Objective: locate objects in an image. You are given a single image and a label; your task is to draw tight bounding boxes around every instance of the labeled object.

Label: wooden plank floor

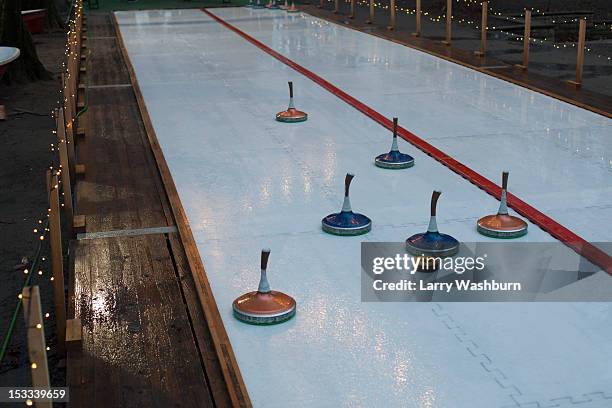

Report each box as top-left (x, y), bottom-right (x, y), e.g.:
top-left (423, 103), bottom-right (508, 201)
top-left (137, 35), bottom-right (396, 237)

top-left (68, 12), bottom-right (240, 408)
top-left (302, 5), bottom-right (612, 119)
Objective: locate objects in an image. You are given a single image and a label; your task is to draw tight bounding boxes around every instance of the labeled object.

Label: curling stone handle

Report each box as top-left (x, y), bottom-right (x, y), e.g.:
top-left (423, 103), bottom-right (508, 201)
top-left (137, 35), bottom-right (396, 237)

top-left (261, 249), bottom-right (271, 271)
top-left (345, 173), bottom-right (355, 197)
top-left (393, 117), bottom-right (399, 138)
top-left (430, 190), bottom-right (441, 216)
top-left (501, 171), bottom-right (509, 191)
top-left (288, 81), bottom-right (294, 98)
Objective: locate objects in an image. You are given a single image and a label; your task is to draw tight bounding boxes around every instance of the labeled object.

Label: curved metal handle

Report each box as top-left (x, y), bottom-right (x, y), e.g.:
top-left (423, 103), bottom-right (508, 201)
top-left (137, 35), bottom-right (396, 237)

top-left (344, 173), bottom-right (355, 197)
top-left (288, 81), bottom-right (294, 98)
top-left (261, 248), bottom-right (271, 271)
top-left (392, 117), bottom-right (398, 138)
top-left (501, 171), bottom-right (509, 191)
top-left (430, 190), bottom-right (441, 217)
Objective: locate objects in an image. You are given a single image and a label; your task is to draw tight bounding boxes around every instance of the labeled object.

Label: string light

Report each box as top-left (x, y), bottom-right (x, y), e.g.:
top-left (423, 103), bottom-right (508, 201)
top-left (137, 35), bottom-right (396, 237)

top-left (328, 0), bottom-right (612, 63)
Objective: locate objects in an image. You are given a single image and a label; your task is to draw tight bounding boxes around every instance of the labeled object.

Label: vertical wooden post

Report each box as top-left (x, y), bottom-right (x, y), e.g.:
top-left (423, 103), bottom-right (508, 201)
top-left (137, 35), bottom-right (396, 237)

top-left (412, 0), bottom-right (421, 36)
top-left (49, 172), bottom-right (66, 352)
top-left (366, 0), bottom-right (374, 24)
top-left (568, 18), bottom-right (586, 87)
top-left (442, 0), bottom-right (452, 45)
top-left (22, 286), bottom-right (53, 408)
top-left (474, 1), bottom-right (487, 56)
top-left (61, 75), bottom-right (77, 185)
top-left (516, 10), bottom-right (531, 69)
top-left (57, 108), bottom-right (74, 236)
top-left (349, 0), bottom-right (355, 18)
top-left (333, 0), bottom-right (339, 13)
top-left (387, 0), bottom-right (396, 30)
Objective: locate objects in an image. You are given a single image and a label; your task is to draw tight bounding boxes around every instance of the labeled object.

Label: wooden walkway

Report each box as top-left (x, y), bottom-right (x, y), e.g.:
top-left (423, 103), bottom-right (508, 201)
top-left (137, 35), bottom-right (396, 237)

top-left (67, 13), bottom-right (250, 407)
top-left (302, 5), bottom-right (612, 119)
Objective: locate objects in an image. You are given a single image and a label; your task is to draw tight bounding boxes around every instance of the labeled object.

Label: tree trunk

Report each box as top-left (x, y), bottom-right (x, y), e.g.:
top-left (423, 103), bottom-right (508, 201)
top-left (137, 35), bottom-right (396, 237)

top-left (0, 0), bottom-right (51, 82)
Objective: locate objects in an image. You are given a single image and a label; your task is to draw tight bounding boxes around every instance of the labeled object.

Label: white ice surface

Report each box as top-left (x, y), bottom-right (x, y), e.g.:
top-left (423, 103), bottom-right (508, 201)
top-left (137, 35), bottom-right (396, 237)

top-left (115, 9), bottom-right (612, 408)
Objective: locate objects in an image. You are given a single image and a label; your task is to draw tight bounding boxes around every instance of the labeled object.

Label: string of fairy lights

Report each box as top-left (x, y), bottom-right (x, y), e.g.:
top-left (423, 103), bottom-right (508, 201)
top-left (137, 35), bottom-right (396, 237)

top-left (328, 0), bottom-right (612, 64)
top-left (0, 1), bottom-right (84, 405)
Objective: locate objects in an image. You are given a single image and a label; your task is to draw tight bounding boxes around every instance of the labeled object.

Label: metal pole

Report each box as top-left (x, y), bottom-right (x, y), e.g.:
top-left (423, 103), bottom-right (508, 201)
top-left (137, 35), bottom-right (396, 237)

top-left (334, 0), bottom-right (339, 13)
top-left (412, 0), bottom-right (421, 37)
top-left (568, 18), bottom-right (586, 87)
top-left (350, 0), bottom-right (355, 18)
top-left (474, 1), bottom-right (487, 56)
top-left (387, 0), bottom-right (396, 30)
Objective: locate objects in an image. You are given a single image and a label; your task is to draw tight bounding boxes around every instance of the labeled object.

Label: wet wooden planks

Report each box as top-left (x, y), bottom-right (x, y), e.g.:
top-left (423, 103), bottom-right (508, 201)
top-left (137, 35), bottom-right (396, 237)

top-left (75, 86), bottom-right (170, 232)
top-left (70, 235), bottom-right (216, 408)
top-left (68, 12), bottom-right (237, 408)
top-left (302, 5), bottom-right (612, 119)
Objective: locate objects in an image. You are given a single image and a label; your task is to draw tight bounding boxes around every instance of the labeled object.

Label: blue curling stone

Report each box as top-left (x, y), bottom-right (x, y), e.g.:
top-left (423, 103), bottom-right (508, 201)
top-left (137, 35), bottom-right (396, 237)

top-left (322, 211), bottom-right (372, 236)
top-left (375, 150), bottom-right (414, 169)
top-left (406, 231), bottom-right (459, 258)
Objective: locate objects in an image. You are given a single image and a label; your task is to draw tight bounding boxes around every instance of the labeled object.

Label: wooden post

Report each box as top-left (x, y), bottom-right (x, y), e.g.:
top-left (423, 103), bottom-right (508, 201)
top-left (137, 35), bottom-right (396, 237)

top-left (61, 78), bottom-right (77, 186)
top-left (412, 0), bottom-right (421, 36)
top-left (22, 286), bottom-right (53, 408)
top-left (349, 0), bottom-right (356, 19)
top-left (56, 108), bottom-right (74, 236)
top-left (442, 0), bottom-right (452, 45)
top-left (474, 1), bottom-right (487, 56)
top-left (387, 0), bottom-right (396, 30)
top-left (333, 0), bottom-right (339, 13)
top-left (516, 10), bottom-right (531, 69)
top-left (567, 18), bottom-right (586, 87)
top-left (66, 318), bottom-right (82, 348)
top-left (49, 172), bottom-right (66, 352)
top-left (366, 0), bottom-right (374, 24)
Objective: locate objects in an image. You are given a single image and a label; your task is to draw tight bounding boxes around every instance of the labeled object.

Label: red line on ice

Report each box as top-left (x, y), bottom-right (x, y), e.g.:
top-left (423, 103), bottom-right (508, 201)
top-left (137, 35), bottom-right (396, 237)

top-left (201, 8), bottom-right (612, 275)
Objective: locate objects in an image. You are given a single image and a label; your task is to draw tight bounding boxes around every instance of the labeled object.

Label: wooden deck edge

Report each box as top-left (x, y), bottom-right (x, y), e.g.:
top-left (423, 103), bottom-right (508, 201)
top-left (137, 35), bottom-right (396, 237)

top-left (301, 6), bottom-right (612, 119)
top-left (111, 12), bottom-right (252, 408)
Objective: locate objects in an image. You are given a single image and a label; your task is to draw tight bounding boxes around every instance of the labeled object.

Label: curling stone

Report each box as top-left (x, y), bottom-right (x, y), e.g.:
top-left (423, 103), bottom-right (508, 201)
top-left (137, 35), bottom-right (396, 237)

top-left (233, 249), bottom-right (296, 325)
top-left (266, 0), bottom-right (280, 9)
top-left (280, 0), bottom-right (288, 9)
top-left (286, 2), bottom-right (299, 12)
top-left (253, 0), bottom-right (265, 8)
top-left (276, 81), bottom-right (308, 123)
top-left (374, 117), bottom-right (414, 169)
top-left (477, 171), bottom-right (528, 239)
top-left (322, 173), bottom-right (372, 236)
top-left (406, 190), bottom-right (459, 258)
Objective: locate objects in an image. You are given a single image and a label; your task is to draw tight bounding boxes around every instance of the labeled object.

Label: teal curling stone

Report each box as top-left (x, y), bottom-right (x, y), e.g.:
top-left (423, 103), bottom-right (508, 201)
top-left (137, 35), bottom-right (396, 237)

top-left (233, 249), bottom-right (296, 325)
top-left (322, 173), bottom-right (372, 236)
top-left (375, 117), bottom-right (414, 169)
top-left (406, 190), bottom-right (459, 258)
top-left (276, 81), bottom-right (307, 123)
